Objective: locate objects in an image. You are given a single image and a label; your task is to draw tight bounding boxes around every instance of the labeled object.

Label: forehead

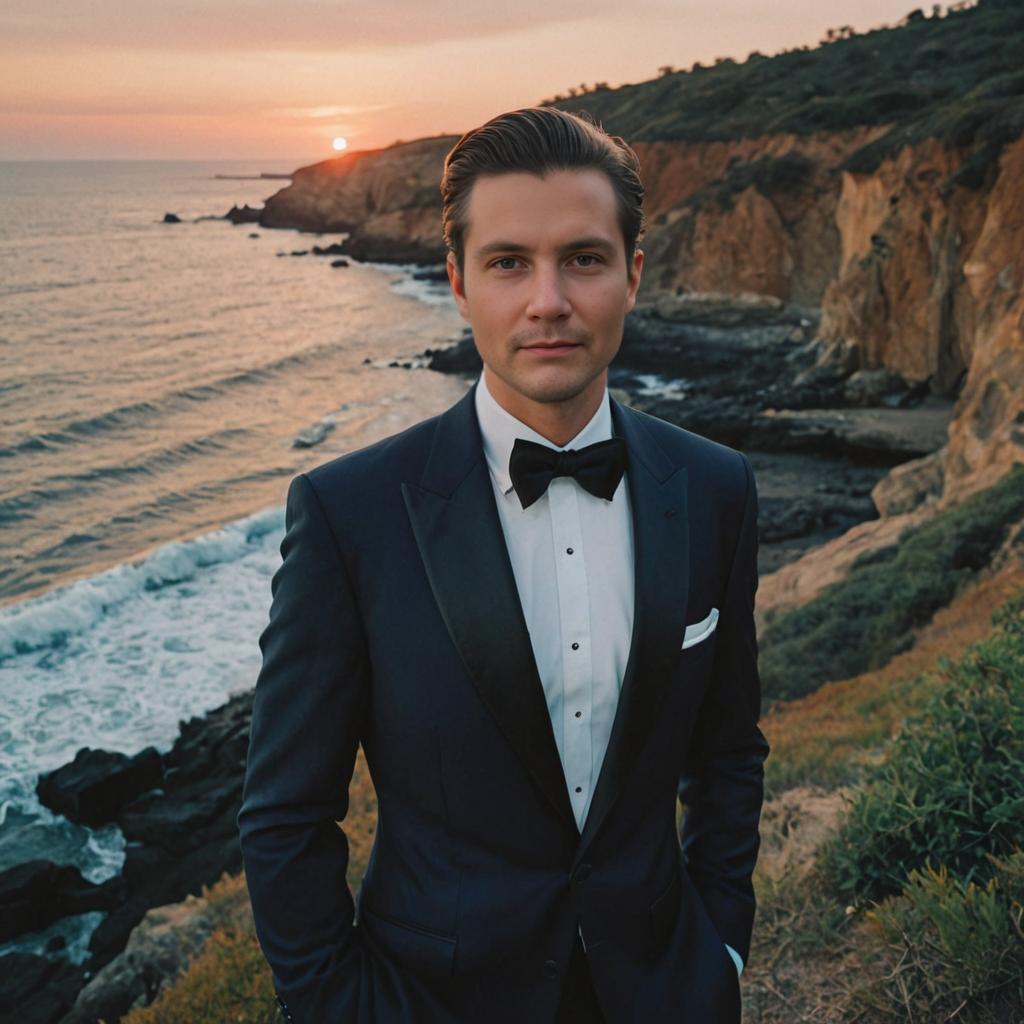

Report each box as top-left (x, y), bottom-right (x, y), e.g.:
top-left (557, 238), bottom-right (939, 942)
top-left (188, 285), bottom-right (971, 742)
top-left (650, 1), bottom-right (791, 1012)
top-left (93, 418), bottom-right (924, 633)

top-left (463, 168), bottom-right (621, 253)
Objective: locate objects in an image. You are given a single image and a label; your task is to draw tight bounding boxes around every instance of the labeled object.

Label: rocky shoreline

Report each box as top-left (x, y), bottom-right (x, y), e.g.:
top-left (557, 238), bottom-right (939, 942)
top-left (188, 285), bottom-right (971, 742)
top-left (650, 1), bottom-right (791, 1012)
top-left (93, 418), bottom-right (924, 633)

top-left (3, 692), bottom-right (252, 1023)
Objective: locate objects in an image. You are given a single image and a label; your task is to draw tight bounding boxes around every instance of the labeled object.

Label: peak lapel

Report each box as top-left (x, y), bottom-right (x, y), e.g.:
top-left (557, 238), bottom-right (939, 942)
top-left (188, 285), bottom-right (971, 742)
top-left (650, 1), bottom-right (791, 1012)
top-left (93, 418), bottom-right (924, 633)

top-left (402, 386), bottom-right (577, 833)
top-left (575, 400), bottom-right (691, 861)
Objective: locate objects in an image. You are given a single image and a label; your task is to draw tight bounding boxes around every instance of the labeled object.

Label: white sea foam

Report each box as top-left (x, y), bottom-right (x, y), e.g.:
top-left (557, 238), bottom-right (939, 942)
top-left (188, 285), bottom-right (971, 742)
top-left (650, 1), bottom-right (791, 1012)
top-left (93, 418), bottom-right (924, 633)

top-left (0, 504), bottom-right (283, 662)
top-left (362, 260), bottom-right (456, 309)
top-left (0, 499), bottom-right (288, 960)
top-left (631, 373), bottom-right (693, 401)
top-left (0, 502), bottom-right (286, 859)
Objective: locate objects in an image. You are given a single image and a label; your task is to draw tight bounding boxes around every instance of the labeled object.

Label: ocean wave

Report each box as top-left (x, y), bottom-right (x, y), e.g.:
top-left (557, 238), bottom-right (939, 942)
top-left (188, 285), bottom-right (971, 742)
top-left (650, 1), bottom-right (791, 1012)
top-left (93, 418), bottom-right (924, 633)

top-left (0, 429), bottom-right (252, 518)
top-left (0, 343), bottom-right (351, 458)
top-left (0, 503), bottom-right (284, 662)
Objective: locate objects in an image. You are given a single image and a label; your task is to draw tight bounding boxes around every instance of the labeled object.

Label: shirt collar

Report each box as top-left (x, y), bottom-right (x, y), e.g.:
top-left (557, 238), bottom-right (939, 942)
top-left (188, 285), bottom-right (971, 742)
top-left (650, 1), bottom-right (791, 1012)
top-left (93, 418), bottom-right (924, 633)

top-left (474, 370), bottom-right (614, 496)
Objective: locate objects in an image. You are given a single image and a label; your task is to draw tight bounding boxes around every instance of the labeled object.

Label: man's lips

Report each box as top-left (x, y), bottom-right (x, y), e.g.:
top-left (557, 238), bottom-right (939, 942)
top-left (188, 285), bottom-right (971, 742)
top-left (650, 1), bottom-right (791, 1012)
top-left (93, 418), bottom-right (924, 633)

top-left (520, 340), bottom-right (581, 352)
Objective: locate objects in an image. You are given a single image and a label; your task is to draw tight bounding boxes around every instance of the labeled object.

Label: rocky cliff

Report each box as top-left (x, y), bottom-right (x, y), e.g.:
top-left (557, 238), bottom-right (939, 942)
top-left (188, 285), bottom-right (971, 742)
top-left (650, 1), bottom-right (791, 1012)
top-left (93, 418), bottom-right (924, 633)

top-left (260, 134), bottom-right (456, 261)
top-left (817, 136), bottom-right (1024, 504)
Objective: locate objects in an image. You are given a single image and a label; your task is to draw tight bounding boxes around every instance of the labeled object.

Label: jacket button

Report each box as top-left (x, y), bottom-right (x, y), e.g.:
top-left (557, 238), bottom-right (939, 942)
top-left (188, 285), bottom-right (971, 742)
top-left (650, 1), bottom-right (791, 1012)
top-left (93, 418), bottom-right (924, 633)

top-left (573, 862), bottom-right (593, 883)
top-left (544, 959), bottom-right (560, 977)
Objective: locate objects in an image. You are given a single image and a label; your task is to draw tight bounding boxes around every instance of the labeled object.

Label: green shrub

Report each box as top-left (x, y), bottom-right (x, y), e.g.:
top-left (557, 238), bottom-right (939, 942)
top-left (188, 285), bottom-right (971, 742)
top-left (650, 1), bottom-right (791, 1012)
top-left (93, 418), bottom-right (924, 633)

top-left (821, 588), bottom-right (1024, 903)
top-left (855, 853), bottom-right (1024, 1023)
top-left (758, 463), bottom-right (1024, 703)
top-left (686, 151), bottom-right (817, 212)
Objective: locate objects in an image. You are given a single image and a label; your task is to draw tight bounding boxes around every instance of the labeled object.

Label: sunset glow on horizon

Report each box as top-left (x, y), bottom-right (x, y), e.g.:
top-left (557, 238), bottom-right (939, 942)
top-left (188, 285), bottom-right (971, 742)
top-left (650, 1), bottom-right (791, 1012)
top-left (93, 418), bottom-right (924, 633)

top-left (2, 0), bottom-right (925, 162)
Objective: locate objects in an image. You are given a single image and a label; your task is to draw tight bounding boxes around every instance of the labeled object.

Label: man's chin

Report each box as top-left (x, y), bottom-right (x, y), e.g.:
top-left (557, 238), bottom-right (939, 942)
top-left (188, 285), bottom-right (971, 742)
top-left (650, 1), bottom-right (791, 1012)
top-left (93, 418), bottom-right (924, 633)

top-left (515, 377), bottom-right (598, 406)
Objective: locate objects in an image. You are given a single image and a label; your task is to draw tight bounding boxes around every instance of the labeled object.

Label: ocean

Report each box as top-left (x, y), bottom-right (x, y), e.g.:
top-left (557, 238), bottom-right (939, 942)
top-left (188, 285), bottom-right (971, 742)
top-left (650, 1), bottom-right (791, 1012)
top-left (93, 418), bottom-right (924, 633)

top-left (0, 159), bottom-right (468, 962)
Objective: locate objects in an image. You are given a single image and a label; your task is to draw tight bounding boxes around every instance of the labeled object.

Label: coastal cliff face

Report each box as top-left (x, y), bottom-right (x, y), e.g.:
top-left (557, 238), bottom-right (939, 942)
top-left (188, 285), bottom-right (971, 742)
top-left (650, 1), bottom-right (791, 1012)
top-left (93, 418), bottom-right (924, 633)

top-left (260, 135), bottom-right (455, 261)
top-left (259, 123), bottom-right (1022, 516)
top-left (632, 128), bottom-right (886, 306)
top-left (818, 136), bottom-right (1024, 503)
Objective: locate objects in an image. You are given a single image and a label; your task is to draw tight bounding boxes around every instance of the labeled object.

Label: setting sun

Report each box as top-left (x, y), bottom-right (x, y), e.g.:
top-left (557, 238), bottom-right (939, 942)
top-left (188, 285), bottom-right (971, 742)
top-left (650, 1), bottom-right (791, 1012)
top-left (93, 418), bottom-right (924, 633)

top-left (332, 136), bottom-right (348, 151)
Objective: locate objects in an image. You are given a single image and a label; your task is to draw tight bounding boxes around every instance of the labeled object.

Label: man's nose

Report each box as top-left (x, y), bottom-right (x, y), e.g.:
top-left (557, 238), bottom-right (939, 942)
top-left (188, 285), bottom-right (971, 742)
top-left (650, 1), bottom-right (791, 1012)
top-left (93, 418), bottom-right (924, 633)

top-left (525, 263), bottom-right (572, 320)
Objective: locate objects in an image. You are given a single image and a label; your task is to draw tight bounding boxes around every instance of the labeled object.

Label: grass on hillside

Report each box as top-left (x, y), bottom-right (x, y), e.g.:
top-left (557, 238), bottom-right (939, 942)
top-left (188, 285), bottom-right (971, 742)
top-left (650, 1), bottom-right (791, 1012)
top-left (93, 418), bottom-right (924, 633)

top-left (757, 462), bottom-right (1024, 705)
top-left (763, 560), bottom-right (1024, 795)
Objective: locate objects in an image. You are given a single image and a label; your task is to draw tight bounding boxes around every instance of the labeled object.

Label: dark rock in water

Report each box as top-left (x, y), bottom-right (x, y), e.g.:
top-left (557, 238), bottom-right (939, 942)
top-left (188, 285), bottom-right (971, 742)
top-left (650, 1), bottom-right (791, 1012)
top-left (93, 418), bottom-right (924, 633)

top-left (331, 258), bottom-right (350, 268)
top-left (293, 420), bottom-right (334, 447)
top-left (340, 233), bottom-right (447, 263)
top-left (412, 266), bottom-right (449, 283)
top-left (290, 250), bottom-right (309, 256)
top-left (312, 242), bottom-right (347, 256)
top-left (37, 747), bottom-right (162, 826)
top-left (0, 952), bottom-right (86, 1024)
top-left (423, 332), bottom-right (481, 376)
top-left (0, 859), bottom-right (122, 943)
top-left (83, 690), bottom-right (252, 967)
top-left (224, 203), bottom-right (263, 224)
top-left (161, 213), bottom-right (182, 224)
top-left (248, 232), bottom-right (259, 239)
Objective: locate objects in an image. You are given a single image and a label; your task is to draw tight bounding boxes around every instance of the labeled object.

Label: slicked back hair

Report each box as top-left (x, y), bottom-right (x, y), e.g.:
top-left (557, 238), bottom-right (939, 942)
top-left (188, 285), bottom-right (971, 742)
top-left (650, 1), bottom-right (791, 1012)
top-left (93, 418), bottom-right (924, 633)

top-left (441, 106), bottom-right (645, 278)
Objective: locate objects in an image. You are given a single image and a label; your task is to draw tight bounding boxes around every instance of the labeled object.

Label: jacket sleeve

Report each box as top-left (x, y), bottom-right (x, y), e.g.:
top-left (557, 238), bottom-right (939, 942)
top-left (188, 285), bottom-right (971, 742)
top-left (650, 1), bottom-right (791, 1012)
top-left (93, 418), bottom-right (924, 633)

top-left (237, 472), bottom-right (370, 1022)
top-left (677, 451), bottom-right (769, 966)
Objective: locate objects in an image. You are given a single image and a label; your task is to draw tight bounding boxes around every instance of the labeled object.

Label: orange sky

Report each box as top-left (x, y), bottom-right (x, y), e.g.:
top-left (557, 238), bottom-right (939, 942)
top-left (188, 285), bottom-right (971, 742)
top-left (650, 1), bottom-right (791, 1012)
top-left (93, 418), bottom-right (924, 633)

top-left (2, 0), bottom-right (928, 161)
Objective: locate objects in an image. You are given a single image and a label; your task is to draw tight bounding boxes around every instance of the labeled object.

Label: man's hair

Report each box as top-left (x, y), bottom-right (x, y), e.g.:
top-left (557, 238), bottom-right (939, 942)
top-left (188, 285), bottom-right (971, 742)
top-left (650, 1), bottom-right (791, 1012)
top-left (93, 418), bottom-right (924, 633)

top-left (441, 106), bottom-right (645, 277)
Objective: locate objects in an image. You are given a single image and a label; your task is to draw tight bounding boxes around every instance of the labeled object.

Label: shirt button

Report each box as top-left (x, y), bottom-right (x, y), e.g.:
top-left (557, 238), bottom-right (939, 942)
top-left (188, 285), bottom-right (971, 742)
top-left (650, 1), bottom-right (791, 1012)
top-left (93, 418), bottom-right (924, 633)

top-left (544, 959), bottom-right (560, 977)
top-left (575, 786), bottom-right (582, 793)
top-left (575, 711), bottom-right (582, 718)
top-left (571, 642), bottom-right (579, 651)
top-left (566, 547), bottom-right (574, 555)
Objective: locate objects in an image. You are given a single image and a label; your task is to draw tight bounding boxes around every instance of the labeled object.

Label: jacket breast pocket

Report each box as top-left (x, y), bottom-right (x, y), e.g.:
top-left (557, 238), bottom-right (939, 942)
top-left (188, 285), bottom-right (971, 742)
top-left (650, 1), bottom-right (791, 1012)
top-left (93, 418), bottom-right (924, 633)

top-left (357, 902), bottom-right (457, 980)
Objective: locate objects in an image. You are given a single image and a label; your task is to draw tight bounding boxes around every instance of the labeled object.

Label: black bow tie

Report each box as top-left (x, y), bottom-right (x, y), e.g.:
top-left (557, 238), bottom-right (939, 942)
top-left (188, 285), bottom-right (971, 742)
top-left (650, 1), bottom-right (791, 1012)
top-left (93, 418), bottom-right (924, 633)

top-left (508, 436), bottom-right (629, 510)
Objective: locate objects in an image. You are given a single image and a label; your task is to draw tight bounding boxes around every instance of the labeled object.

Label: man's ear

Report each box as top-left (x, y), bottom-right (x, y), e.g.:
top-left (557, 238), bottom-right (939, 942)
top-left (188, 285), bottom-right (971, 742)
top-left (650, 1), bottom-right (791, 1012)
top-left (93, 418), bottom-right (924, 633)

top-left (624, 248), bottom-right (644, 314)
top-left (446, 252), bottom-right (470, 321)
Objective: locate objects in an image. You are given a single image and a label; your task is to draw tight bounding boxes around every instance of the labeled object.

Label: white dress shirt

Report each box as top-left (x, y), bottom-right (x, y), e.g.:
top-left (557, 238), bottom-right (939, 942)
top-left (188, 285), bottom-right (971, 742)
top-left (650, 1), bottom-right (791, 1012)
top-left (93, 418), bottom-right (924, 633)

top-left (473, 372), bottom-right (744, 978)
top-left (475, 372), bottom-right (634, 833)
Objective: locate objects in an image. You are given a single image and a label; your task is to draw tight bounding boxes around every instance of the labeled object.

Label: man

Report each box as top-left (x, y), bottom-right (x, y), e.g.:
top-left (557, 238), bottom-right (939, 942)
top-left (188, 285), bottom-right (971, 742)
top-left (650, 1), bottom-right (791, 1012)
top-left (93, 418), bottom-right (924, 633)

top-left (238, 106), bottom-right (769, 1023)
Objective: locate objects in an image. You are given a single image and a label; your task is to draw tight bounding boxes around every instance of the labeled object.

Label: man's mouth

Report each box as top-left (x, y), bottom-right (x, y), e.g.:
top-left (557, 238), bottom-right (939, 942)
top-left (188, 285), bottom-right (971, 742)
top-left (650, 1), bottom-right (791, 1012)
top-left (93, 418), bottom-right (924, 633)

top-left (521, 340), bottom-right (581, 353)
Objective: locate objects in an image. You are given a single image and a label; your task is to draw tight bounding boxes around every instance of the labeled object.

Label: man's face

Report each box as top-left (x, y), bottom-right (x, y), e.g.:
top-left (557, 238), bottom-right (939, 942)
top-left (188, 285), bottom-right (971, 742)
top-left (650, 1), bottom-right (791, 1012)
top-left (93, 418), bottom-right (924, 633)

top-left (447, 168), bottom-right (643, 423)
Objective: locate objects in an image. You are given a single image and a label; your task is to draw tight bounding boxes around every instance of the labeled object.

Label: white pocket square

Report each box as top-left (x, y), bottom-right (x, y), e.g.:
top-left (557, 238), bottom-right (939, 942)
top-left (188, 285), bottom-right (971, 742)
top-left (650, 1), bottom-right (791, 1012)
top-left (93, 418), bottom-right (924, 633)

top-left (681, 607), bottom-right (719, 649)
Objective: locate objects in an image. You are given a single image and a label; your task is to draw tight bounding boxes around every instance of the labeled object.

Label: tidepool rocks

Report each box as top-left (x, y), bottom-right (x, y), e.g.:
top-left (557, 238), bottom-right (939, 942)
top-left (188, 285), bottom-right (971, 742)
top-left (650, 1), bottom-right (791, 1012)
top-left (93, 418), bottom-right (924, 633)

top-left (36, 747), bottom-right (162, 827)
top-left (0, 859), bottom-right (122, 944)
top-left (13, 690), bottom-right (254, 1022)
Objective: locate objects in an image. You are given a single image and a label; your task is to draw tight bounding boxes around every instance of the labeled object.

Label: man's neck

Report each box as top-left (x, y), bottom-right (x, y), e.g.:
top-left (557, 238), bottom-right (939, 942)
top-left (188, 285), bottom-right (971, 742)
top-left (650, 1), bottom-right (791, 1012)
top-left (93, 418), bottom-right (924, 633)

top-left (482, 368), bottom-right (607, 448)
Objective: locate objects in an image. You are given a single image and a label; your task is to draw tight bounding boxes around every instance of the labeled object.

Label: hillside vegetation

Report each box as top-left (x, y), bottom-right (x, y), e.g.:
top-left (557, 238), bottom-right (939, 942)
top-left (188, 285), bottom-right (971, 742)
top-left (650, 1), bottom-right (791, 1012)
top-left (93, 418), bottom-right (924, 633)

top-left (550, 0), bottom-right (1024, 183)
top-left (758, 463), bottom-right (1024, 704)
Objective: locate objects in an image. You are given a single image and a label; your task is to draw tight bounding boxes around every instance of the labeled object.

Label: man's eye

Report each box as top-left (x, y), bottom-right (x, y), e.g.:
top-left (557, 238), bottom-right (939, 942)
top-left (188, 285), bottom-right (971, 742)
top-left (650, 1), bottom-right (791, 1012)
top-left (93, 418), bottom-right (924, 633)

top-left (493, 257), bottom-right (520, 270)
top-left (573, 254), bottom-right (601, 267)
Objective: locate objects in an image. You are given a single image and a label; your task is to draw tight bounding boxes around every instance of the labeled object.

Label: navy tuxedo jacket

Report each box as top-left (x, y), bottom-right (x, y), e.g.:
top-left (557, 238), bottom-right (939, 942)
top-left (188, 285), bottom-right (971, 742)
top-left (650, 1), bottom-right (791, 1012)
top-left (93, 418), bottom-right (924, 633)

top-left (237, 384), bottom-right (769, 1023)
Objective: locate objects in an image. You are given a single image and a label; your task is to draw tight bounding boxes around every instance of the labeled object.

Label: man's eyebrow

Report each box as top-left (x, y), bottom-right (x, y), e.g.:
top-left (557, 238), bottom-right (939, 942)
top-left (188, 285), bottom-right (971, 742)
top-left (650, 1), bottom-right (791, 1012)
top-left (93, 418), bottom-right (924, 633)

top-left (474, 237), bottom-right (618, 259)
